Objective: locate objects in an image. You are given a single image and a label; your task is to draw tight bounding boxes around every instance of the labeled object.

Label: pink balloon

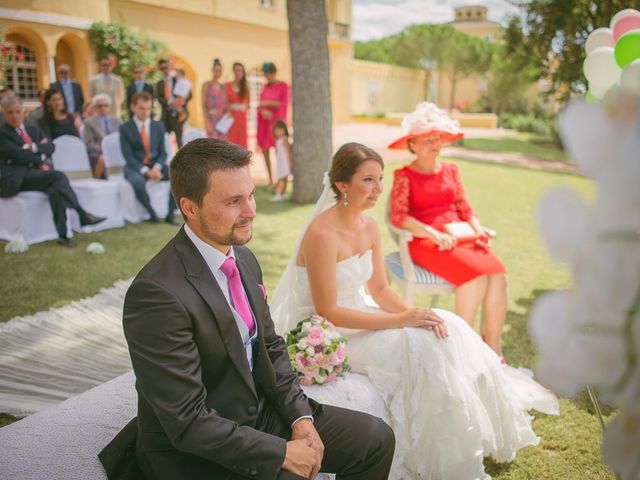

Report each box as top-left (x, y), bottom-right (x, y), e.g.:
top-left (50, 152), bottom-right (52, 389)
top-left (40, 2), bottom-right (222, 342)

top-left (613, 15), bottom-right (640, 41)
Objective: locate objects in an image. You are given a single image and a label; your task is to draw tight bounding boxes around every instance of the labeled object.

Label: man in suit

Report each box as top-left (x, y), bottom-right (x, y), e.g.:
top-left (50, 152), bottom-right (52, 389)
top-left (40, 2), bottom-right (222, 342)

top-left (89, 58), bottom-right (125, 119)
top-left (83, 93), bottom-right (121, 179)
top-left (102, 138), bottom-right (395, 480)
top-left (50, 64), bottom-right (85, 118)
top-left (0, 96), bottom-right (105, 247)
top-left (156, 59), bottom-right (190, 148)
top-left (119, 91), bottom-right (179, 225)
top-left (126, 66), bottom-right (154, 120)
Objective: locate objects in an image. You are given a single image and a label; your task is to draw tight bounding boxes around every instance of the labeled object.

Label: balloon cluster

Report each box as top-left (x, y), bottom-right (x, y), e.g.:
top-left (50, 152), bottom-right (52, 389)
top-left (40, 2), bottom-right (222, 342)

top-left (584, 9), bottom-right (640, 100)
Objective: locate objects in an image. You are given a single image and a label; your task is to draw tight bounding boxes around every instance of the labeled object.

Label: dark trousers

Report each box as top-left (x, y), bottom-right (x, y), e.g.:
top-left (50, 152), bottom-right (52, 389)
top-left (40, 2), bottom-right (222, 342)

top-left (21, 169), bottom-right (81, 238)
top-left (124, 165), bottom-right (176, 219)
top-left (161, 110), bottom-right (186, 148)
top-left (134, 401), bottom-right (395, 480)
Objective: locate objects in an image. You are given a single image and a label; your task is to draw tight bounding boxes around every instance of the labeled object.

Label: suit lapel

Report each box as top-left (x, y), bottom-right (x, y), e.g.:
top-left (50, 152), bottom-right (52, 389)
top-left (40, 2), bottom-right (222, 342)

top-left (173, 229), bottom-right (257, 398)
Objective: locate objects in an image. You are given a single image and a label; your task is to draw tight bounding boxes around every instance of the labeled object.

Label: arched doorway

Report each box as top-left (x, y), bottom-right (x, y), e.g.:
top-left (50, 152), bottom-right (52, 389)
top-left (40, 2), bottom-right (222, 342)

top-left (5, 29), bottom-right (48, 101)
top-left (55, 33), bottom-right (91, 97)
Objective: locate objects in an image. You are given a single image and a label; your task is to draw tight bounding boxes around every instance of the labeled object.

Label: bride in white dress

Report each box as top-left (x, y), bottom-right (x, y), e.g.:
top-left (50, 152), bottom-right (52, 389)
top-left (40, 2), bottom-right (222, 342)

top-left (270, 143), bottom-right (559, 480)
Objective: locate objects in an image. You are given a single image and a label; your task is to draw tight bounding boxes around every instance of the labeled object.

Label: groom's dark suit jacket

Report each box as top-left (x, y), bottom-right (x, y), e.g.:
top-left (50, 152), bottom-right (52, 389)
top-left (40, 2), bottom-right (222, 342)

top-left (119, 227), bottom-right (313, 479)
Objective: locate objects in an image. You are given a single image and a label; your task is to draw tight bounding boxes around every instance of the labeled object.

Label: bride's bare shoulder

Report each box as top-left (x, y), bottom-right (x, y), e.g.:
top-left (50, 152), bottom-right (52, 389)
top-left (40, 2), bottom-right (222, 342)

top-left (302, 211), bottom-right (338, 246)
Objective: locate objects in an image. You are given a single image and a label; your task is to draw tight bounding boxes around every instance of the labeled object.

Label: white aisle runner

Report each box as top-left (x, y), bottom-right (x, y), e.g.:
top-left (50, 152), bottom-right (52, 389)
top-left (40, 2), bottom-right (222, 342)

top-left (0, 280), bottom-right (132, 415)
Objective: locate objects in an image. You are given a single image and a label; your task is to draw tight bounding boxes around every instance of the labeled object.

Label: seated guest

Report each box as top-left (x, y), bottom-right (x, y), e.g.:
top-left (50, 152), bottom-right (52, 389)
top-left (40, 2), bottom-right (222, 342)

top-left (126, 66), bottom-right (154, 119)
top-left (82, 101), bottom-right (96, 120)
top-left (388, 102), bottom-right (507, 357)
top-left (0, 96), bottom-right (105, 247)
top-left (39, 87), bottom-right (81, 140)
top-left (119, 91), bottom-right (179, 225)
top-left (25, 88), bottom-right (47, 129)
top-left (50, 64), bottom-right (85, 119)
top-left (83, 94), bottom-right (121, 179)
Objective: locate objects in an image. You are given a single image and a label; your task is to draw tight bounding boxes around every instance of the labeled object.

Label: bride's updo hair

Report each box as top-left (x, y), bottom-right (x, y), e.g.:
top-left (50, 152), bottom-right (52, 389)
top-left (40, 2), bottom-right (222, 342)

top-left (329, 142), bottom-right (384, 198)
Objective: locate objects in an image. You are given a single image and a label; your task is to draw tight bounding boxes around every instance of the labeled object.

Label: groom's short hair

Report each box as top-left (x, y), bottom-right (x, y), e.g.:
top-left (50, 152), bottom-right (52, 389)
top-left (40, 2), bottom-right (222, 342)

top-left (170, 138), bottom-right (252, 212)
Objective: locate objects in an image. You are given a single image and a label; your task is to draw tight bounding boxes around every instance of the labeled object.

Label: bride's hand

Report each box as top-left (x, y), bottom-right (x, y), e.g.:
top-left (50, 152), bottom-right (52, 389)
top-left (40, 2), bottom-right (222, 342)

top-left (401, 308), bottom-right (448, 338)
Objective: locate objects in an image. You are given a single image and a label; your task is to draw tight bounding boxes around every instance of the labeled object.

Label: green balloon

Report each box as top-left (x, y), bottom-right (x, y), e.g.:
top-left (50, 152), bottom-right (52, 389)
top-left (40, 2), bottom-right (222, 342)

top-left (615, 29), bottom-right (640, 69)
top-left (585, 91), bottom-right (598, 102)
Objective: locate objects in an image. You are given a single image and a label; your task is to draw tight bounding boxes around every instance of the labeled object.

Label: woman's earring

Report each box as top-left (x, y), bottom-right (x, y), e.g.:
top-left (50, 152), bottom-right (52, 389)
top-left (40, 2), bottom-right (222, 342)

top-left (342, 190), bottom-right (348, 206)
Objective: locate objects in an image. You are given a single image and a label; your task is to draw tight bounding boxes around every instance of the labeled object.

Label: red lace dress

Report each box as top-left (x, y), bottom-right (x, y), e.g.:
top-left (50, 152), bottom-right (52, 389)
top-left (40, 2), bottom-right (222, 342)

top-left (390, 163), bottom-right (506, 286)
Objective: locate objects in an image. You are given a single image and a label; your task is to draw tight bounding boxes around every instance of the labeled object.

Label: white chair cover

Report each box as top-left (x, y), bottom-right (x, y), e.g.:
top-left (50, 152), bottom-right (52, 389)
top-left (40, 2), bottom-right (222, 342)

top-left (51, 136), bottom-right (124, 232)
top-left (164, 132), bottom-right (174, 163)
top-left (182, 129), bottom-right (206, 145)
top-left (0, 192), bottom-right (72, 244)
top-left (102, 132), bottom-right (171, 222)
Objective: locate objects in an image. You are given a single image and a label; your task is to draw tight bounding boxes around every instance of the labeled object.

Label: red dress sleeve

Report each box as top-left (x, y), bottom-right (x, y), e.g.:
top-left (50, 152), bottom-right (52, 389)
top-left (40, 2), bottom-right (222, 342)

top-left (390, 169), bottom-right (410, 227)
top-left (451, 164), bottom-right (475, 221)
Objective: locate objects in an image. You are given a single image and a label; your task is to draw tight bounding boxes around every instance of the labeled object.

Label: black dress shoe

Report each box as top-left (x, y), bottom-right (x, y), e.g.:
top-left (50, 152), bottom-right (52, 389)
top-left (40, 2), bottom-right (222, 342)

top-left (79, 213), bottom-right (107, 227)
top-left (165, 213), bottom-right (181, 226)
top-left (146, 215), bottom-right (161, 223)
top-left (56, 237), bottom-right (76, 248)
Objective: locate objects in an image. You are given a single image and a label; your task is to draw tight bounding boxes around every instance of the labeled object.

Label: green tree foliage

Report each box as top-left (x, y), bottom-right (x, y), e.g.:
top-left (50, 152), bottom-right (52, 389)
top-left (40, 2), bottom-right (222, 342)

top-left (505, 0), bottom-right (640, 101)
top-left (485, 42), bottom-right (540, 115)
top-left (356, 24), bottom-right (494, 108)
top-left (88, 22), bottom-right (168, 86)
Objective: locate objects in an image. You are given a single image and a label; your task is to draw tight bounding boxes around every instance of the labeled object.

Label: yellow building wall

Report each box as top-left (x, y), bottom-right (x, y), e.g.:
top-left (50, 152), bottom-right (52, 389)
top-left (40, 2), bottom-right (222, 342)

top-left (351, 59), bottom-right (427, 115)
top-left (0, 0), bottom-right (110, 21)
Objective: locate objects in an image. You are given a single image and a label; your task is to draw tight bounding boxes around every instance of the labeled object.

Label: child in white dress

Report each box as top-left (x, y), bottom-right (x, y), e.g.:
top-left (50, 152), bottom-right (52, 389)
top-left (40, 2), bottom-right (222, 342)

top-left (270, 120), bottom-right (292, 202)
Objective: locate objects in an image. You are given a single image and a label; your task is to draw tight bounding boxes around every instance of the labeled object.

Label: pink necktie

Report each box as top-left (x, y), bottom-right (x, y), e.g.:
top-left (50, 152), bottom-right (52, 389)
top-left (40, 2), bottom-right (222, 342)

top-left (17, 127), bottom-right (32, 145)
top-left (220, 257), bottom-right (255, 334)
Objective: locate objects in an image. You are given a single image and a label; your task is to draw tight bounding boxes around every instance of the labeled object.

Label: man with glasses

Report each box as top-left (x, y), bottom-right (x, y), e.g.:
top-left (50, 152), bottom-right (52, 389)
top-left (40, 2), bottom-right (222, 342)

top-left (126, 66), bottom-right (155, 120)
top-left (156, 59), bottom-right (190, 148)
top-left (89, 58), bottom-right (125, 119)
top-left (83, 94), bottom-right (121, 179)
top-left (50, 64), bottom-right (85, 119)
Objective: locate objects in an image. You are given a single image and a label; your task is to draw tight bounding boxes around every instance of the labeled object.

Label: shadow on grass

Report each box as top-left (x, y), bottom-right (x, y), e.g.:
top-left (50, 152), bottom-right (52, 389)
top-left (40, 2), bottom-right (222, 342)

top-left (0, 412), bottom-right (18, 428)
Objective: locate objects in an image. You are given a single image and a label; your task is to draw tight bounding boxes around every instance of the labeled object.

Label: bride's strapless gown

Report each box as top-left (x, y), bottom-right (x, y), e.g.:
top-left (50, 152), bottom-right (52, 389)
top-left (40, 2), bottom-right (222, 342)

top-left (293, 250), bottom-right (559, 480)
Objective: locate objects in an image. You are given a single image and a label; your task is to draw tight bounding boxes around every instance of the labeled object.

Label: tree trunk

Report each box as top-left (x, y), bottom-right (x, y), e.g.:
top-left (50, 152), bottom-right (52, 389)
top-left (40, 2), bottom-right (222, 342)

top-left (287, 0), bottom-right (333, 203)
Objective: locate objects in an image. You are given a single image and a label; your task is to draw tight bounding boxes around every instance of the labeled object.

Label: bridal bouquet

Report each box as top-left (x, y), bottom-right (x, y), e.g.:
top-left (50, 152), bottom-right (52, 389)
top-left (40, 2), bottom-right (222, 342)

top-left (285, 315), bottom-right (350, 386)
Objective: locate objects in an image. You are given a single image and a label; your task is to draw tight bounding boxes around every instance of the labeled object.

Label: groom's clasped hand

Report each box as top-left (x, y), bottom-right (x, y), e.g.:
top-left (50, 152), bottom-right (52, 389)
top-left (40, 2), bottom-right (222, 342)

top-left (284, 418), bottom-right (325, 479)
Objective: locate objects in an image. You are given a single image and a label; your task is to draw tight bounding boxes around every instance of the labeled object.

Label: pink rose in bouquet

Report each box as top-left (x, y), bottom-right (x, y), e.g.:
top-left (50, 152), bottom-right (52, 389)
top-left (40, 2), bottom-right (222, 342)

top-left (286, 314), bottom-right (350, 386)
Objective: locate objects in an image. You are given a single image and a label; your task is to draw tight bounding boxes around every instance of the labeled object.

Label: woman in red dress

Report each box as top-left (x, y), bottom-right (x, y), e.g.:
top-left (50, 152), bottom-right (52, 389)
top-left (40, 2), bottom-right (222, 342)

top-left (257, 62), bottom-right (289, 187)
top-left (389, 102), bottom-right (507, 356)
top-left (224, 62), bottom-right (249, 148)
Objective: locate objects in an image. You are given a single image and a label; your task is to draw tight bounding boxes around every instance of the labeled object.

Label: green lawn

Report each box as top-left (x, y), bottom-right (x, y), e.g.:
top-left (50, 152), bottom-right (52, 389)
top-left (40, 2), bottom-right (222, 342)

top-left (461, 133), bottom-right (569, 163)
top-left (0, 158), bottom-right (614, 479)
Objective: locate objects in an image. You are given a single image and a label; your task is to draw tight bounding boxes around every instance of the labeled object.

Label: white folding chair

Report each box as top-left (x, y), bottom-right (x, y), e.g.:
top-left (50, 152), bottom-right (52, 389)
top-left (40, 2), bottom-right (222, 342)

top-left (182, 129), bottom-right (206, 145)
top-left (102, 132), bottom-right (172, 221)
top-left (0, 192), bottom-right (72, 244)
top-left (384, 197), bottom-right (454, 306)
top-left (51, 135), bottom-right (124, 233)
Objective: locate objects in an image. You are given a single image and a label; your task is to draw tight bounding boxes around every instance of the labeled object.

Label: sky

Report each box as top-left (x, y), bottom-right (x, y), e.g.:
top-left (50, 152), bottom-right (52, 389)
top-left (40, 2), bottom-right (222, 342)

top-left (352, 0), bottom-right (522, 41)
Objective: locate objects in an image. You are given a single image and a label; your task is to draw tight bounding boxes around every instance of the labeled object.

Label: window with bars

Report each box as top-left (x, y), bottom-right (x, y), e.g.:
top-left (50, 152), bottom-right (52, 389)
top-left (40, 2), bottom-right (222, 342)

top-left (259, 0), bottom-right (275, 7)
top-left (5, 44), bottom-right (38, 101)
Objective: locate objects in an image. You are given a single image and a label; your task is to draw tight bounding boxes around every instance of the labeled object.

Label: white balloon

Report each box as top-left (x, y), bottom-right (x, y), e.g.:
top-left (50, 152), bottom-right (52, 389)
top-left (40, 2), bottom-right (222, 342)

top-left (589, 81), bottom-right (610, 99)
top-left (610, 8), bottom-right (640, 30)
top-left (585, 27), bottom-right (614, 55)
top-left (583, 47), bottom-right (622, 88)
top-left (620, 59), bottom-right (640, 96)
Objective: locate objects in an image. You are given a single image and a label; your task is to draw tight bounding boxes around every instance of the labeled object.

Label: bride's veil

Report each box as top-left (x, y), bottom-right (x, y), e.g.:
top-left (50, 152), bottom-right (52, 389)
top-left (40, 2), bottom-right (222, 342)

top-left (270, 172), bottom-right (337, 335)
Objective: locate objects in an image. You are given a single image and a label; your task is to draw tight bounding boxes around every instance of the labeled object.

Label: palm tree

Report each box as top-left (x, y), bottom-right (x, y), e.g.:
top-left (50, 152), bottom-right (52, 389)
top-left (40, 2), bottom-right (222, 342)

top-left (287, 0), bottom-right (333, 203)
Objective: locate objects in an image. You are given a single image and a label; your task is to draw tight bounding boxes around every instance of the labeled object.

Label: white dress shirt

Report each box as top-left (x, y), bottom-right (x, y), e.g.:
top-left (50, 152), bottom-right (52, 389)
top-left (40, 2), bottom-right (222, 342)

top-left (184, 224), bottom-right (258, 368)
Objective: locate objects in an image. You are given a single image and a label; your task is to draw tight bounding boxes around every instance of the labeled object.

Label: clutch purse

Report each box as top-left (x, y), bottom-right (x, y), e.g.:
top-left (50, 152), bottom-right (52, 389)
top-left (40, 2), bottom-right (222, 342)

top-left (444, 221), bottom-right (477, 242)
top-left (215, 113), bottom-right (235, 135)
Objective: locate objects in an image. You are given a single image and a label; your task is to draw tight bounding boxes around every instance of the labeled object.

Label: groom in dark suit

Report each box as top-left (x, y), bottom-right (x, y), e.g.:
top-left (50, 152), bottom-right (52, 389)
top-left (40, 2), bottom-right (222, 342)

top-left (106, 138), bottom-right (395, 480)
